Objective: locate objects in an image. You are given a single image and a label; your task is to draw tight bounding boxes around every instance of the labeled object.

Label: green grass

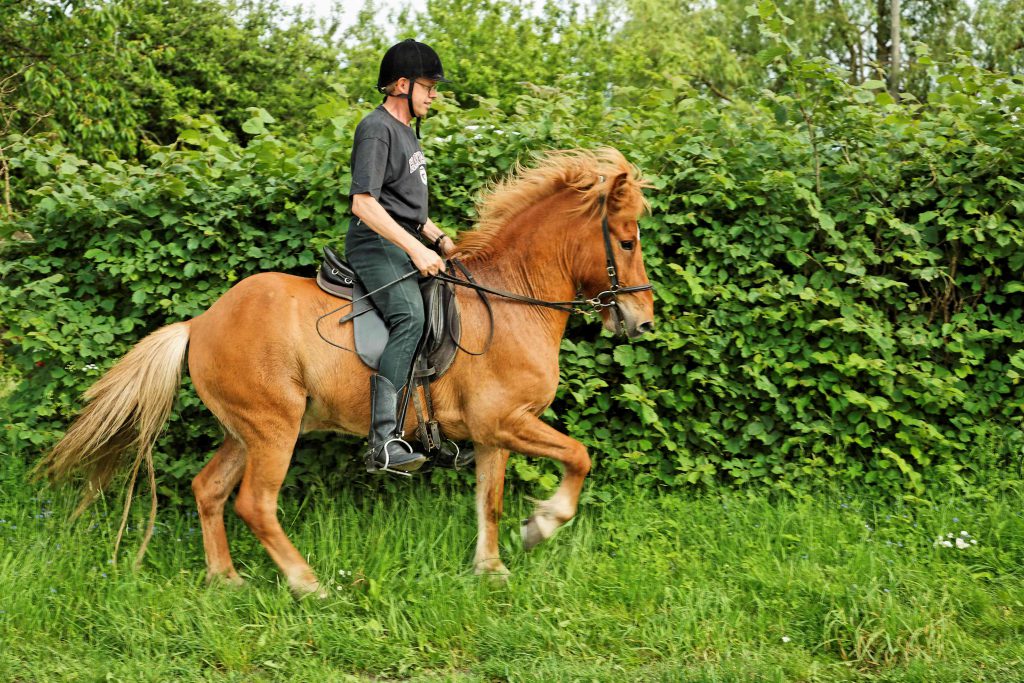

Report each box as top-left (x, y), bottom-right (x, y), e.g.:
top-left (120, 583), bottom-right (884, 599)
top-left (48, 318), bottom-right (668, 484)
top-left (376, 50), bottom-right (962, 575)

top-left (1, 456), bottom-right (1023, 682)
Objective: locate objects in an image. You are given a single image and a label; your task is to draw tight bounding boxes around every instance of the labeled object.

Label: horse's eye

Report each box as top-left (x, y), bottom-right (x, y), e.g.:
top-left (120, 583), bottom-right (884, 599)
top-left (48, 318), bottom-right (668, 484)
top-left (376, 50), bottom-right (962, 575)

top-left (620, 240), bottom-right (635, 251)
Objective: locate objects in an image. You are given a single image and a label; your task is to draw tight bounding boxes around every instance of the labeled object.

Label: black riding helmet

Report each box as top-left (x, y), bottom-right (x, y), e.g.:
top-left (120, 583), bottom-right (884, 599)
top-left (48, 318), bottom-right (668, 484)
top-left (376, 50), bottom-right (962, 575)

top-left (377, 39), bottom-right (450, 138)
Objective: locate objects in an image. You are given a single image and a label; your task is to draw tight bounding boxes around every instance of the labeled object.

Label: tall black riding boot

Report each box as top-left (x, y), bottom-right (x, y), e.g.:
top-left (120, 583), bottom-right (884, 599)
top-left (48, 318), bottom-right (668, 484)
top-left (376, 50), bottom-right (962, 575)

top-left (366, 374), bottom-right (426, 474)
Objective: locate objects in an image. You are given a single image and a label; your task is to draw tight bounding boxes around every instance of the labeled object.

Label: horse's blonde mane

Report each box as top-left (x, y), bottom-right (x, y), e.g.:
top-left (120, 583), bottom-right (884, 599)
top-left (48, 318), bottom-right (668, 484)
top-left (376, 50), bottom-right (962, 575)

top-left (453, 148), bottom-right (648, 259)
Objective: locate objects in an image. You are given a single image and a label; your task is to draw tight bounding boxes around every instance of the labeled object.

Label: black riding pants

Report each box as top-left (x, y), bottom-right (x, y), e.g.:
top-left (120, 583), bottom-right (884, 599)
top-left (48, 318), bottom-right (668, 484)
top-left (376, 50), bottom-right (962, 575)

top-left (345, 218), bottom-right (425, 390)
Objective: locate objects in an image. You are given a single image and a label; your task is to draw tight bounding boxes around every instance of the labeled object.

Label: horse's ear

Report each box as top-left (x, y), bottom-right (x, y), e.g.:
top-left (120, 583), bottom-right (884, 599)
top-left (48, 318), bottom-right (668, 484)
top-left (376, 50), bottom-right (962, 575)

top-left (606, 171), bottom-right (639, 216)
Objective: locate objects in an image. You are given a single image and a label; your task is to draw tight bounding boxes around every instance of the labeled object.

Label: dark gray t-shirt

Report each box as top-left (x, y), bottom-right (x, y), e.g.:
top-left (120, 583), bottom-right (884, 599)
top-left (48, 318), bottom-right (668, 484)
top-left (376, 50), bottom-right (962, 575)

top-left (349, 105), bottom-right (428, 230)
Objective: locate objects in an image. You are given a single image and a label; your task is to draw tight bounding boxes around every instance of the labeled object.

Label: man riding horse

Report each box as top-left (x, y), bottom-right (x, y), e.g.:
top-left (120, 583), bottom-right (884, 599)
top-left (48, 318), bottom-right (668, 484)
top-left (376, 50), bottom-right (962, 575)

top-left (346, 39), bottom-right (455, 474)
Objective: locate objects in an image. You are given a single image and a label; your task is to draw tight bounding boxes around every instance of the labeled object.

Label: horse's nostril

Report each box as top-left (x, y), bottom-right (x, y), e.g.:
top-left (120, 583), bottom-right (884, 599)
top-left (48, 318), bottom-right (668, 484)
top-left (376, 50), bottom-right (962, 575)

top-left (637, 321), bottom-right (655, 335)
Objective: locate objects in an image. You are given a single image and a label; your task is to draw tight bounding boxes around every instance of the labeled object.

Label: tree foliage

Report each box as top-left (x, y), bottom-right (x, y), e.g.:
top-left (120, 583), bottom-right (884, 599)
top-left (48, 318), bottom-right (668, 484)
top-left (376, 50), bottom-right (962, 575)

top-left (0, 0), bottom-right (340, 161)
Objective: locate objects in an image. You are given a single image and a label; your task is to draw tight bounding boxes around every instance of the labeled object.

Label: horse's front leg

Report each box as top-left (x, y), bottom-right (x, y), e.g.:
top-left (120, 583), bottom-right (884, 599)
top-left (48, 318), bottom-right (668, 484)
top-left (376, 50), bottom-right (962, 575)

top-left (488, 411), bottom-right (591, 551)
top-left (474, 445), bottom-right (510, 576)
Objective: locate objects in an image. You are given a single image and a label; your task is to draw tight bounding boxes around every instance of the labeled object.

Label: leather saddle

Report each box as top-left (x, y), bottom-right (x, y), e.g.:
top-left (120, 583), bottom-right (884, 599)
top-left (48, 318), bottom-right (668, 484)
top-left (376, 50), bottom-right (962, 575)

top-left (315, 246), bottom-right (461, 381)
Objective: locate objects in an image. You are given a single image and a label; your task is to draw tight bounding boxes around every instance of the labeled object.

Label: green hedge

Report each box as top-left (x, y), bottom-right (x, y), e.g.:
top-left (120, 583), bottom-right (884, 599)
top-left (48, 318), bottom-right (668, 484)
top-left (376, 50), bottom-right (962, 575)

top-left (2, 52), bottom-right (1023, 498)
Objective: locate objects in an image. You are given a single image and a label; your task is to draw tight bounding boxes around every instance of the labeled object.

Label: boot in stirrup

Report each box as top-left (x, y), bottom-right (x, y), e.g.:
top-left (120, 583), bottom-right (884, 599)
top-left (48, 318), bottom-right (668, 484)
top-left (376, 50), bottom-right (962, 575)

top-left (365, 375), bottom-right (426, 474)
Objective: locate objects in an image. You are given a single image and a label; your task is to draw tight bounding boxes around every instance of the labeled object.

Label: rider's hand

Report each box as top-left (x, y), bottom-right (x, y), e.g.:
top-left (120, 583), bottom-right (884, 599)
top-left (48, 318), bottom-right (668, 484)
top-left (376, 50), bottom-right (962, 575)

top-left (411, 243), bottom-right (444, 277)
top-left (438, 235), bottom-right (456, 256)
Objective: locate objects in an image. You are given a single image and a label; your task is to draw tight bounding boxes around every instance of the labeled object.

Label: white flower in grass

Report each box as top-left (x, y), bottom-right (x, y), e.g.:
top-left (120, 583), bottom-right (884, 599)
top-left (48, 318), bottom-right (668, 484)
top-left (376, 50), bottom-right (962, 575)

top-left (935, 530), bottom-right (978, 549)
top-left (782, 636), bottom-right (791, 643)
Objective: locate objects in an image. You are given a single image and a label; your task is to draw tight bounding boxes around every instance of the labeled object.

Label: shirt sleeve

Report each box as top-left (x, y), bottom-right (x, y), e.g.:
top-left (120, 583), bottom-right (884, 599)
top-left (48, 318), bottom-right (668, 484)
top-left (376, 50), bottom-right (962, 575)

top-left (349, 136), bottom-right (389, 199)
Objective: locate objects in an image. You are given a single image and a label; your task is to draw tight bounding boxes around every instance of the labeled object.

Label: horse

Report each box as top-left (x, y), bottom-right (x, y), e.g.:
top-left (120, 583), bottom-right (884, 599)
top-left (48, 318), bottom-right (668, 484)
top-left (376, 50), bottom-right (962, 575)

top-left (34, 147), bottom-right (655, 597)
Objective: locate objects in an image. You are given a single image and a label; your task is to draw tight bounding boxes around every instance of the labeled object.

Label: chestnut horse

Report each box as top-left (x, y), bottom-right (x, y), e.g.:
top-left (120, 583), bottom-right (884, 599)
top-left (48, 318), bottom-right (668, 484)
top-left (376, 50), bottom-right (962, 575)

top-left (35, 148), bottom-right (654, 596)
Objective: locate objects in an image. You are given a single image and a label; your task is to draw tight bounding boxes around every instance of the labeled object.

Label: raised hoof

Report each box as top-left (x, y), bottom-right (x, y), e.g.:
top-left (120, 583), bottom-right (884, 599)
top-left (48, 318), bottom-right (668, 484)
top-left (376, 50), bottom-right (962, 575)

top-left (521, 516), bottom-right (552, 551)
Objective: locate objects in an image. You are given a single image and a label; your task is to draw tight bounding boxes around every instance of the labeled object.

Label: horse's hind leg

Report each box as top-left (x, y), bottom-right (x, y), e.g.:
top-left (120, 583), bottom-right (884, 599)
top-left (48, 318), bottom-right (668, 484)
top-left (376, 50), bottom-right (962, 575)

top-left (192, 434), bottom-right (246, 586)
top-left (231, 394), bottom-right (325, 598)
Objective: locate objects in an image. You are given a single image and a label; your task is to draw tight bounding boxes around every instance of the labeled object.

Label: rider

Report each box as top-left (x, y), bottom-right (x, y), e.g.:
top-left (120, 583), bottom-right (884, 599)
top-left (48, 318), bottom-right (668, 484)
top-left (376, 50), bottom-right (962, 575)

top-left (346, 39), bottom-right (455, 473)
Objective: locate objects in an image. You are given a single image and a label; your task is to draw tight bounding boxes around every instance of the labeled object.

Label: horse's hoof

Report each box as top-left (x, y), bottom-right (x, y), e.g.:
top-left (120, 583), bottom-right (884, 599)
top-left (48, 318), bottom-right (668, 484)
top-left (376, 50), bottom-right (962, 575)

top-left (521, 516), bottom-right (553, 551)
top-left (474, 559), bottom-right (511, 582)
top-left (481, 570), bottom-right (510, 585)
top-left (291, 580), bottom-right (329, 600)
top-left (206, 572), bottom-right (246, 589)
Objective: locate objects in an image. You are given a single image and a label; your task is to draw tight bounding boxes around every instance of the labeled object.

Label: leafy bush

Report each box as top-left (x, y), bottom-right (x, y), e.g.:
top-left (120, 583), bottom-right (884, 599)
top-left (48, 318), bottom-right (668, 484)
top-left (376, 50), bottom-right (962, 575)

top-left (2, 39), bottom-right (1023, 499)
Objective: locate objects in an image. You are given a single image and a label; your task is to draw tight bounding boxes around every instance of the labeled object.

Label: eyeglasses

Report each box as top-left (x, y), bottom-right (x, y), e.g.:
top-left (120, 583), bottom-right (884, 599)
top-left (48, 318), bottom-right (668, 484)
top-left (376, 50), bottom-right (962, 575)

top-left (414, 80), bottom-right (440, 95)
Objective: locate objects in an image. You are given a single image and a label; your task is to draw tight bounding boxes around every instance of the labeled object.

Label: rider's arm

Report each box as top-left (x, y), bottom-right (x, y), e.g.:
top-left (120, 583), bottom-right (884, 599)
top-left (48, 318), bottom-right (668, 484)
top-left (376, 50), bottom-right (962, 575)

top-left (351, 193), bottom-right (443, 275)
top-left (421, 218), bottom-right (455, 256)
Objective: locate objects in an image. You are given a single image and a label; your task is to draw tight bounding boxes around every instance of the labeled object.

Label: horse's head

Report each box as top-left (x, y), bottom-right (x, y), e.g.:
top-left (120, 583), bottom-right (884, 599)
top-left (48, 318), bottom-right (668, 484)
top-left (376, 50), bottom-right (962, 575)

top-left (455, 147), bottom-right (656, 339)
top-left (577, 164), bottom-right (655, 340)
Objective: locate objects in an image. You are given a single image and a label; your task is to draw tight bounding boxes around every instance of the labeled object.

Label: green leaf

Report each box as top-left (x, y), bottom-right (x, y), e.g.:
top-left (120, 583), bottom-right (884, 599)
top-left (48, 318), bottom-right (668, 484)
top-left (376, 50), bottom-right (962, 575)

top-left (785, 251), bottom-right (808, 267)
top-left (242, 117), bottom-right (267, 135)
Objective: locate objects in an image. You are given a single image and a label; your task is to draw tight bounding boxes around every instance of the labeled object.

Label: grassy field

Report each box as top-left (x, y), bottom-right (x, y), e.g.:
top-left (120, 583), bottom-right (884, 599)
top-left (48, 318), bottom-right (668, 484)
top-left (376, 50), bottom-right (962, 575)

top-left (1, 456), bottom-right (1023, 682)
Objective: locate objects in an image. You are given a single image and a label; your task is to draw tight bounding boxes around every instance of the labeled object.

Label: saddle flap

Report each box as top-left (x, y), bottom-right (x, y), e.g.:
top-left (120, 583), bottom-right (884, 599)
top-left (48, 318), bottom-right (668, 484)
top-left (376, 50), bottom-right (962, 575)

top-left (351, 280), bottom-right (388, 370)
top-left (421, 279), bottom-right (461, 378)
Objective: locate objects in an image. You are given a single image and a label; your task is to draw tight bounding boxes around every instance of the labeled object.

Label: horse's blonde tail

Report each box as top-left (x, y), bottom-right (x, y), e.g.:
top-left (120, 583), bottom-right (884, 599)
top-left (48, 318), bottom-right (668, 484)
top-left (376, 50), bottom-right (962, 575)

top-left (33, 321), bottom-right (191, 567)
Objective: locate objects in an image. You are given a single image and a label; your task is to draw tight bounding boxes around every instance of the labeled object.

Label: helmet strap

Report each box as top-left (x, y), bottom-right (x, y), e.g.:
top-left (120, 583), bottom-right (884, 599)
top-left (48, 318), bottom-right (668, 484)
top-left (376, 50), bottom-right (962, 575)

top-left (407, 80), bottom-right (421, 139)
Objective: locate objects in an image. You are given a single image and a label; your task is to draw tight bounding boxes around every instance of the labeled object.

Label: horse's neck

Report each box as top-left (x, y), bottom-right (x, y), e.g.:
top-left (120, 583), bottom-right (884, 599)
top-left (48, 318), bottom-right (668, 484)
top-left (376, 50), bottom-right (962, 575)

top-left (459, 208), bottom-right (578, 338)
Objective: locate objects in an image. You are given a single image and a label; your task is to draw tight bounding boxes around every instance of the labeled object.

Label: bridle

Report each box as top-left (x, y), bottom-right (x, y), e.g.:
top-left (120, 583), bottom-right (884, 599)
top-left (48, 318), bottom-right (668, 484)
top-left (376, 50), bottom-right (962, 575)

top-left (591, 192), bottom-right (655, 318)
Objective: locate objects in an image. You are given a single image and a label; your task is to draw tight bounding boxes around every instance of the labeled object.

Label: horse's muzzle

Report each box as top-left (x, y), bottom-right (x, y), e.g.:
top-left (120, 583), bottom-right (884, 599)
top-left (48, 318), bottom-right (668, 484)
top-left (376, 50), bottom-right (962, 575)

top-left (634, 320), bottom-right (655, 337)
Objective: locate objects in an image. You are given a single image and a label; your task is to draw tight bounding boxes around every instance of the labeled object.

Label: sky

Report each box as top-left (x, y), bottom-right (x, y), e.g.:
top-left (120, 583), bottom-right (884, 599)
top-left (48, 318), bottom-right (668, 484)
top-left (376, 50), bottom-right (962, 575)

top-left (276, 0), bottom-right (412, 31)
